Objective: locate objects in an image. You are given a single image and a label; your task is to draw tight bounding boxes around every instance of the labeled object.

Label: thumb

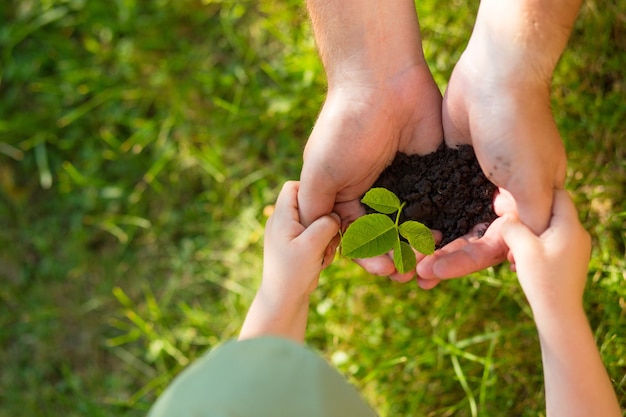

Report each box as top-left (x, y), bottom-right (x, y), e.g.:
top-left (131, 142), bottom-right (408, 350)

top-left (297, 212), bottom-right (341, 253)
top-left (298, 161), bottom-right (337, 226)
top-left (501, 214), bottom-right (540, 257)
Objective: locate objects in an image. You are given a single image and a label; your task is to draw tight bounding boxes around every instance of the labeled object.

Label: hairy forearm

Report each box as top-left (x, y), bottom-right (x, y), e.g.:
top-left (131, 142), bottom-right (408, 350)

top-left (305, 0), bottom-right (425, 88)
top-left (239, 292), bottom-right (309, 343)
top-left (534, 307), bottom-right (621, 416)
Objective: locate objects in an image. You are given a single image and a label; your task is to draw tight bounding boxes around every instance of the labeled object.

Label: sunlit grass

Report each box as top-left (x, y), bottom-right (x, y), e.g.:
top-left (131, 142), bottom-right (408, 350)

top-left (0, 1), bottom-right (624, 416)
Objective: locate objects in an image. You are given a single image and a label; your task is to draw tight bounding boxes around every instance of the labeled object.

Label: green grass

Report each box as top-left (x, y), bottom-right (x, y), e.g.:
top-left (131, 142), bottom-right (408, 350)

top-left (0, 1), bottom-right (624, 416)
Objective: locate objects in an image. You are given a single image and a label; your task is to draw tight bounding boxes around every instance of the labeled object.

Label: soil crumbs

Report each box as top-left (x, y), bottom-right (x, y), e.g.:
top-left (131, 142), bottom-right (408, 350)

top-left (371, 144), bottom-right (498, 247)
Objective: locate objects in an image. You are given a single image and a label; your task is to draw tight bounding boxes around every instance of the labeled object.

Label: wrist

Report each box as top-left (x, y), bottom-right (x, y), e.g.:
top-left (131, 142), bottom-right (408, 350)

top-left (308, 0), bottom-right (427, 90)
top-left (322, 61), bottom-right (437, 133)
top-left (532, 305), bottom-right (592, 354)
top-left (325, 51), bottom-right (428, 92)
top-left (255, 285), bottom-right (310, 318)
top-left (460, 38), bottom-right (554, 90)
top-left (239, 289), bottom-right (311, 342)
top-left (529, 298), bottom-right (587, 331)
top-left (467, 0), bottom-right (581, 87)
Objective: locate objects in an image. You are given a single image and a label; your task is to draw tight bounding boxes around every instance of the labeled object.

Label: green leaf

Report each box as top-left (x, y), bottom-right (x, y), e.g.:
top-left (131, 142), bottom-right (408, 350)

top-left (399, 220), bottom-right (435, 255)
top-left (342, 213), bottom-right (397, 258)
top-left (361, 187), bottom-right (402, 214)
top-left (393, 240), bottom-right (416, 274)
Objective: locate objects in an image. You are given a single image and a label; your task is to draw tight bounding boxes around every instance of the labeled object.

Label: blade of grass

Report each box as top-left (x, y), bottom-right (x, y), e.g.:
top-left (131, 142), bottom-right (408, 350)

top-left (450, 354), bottom-right (478, 417)
top-left (478, 334), bottom-right (498, 411)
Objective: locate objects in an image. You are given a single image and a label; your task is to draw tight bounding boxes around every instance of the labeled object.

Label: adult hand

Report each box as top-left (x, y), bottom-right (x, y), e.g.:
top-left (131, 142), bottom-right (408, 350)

top-left (416, 189), bottom-right (515, 289)
top-left (299, 67), bottom-right (443, 282)
top-left (417, 0), bottom-right (579, 283)
top-left (299, 0), bottom-right (443, 282)
top-left (416, 58), bottom-right (567, 283)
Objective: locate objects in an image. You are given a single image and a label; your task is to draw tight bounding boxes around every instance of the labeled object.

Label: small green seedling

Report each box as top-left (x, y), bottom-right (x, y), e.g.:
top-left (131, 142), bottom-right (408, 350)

top-left (341, 188), bottom-right (435, 274)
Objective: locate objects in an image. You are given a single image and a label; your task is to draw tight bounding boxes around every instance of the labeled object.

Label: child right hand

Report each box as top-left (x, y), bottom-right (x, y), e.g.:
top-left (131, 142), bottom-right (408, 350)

top-left (501, 189), bottom-right (591, 316)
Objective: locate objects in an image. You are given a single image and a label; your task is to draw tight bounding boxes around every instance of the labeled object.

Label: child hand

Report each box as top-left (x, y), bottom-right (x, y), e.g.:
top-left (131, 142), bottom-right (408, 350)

top-left (501, 189), bottom-right (591, 315)
top-left (240, 181), bottom-right (340, 342)
top-left (501, 191), bottom-right (621, 417)
top-left (260, 181), bottom-right (341, 306)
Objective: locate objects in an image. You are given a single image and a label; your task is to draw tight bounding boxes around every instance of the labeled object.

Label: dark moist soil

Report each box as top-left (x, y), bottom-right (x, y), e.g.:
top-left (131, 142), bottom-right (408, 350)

top-left (370, 144), bottom-right (498, 248)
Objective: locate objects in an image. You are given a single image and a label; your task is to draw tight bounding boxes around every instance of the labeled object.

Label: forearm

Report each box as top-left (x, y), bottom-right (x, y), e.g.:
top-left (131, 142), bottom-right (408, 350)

top-left (305, 0), bottom-right (426, 88)
top-left (469, 0), bottom-right (582, 85)
top-left (533, 307), bottom-right (621, 416)
top-left (239, 291), bottom-right (309, 344)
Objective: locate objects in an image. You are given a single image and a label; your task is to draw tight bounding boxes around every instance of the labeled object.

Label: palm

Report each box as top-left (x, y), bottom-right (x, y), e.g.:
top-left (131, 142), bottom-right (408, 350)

top-left (416, 52), bottom-right (567, 282)
top-left (298, 65), bottom-right (443, 279)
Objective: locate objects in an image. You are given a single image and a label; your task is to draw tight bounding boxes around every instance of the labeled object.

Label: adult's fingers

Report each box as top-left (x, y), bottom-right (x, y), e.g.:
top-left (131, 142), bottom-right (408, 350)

top-left (388, 267), bottom-right (417, 283)
top-left (416, 218), bottom-right (508, 280)
top-left (353, 256), bottom-right (397, 277)
top-left (416, 276), bottom-right (441, 290)
top-left (350, 228), bottom-right (443, 282)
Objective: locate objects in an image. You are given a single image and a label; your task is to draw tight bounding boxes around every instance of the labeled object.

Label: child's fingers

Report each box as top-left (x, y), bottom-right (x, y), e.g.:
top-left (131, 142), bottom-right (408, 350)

top-left (542, 189), bottom-right (591, 255)
top-left (273, 181), bottom-right (299, 213)
top-left (295, 213), bottom-right (341, 270)
top-left (493, 188), bottom-right (517, 216)
top-left (298, 212), bottom-right (341, 253)
top-left (270, 181), bottom-right (301, 228)
top-left (501, 214), bottom-right (539, 256)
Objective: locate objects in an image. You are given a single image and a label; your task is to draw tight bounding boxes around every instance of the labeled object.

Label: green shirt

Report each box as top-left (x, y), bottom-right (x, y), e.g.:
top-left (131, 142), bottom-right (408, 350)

top-left (149, 336), bottom-right (377, 417)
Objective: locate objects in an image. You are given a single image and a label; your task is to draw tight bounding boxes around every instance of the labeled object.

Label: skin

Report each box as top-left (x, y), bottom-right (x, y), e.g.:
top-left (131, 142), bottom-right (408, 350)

top-left (239, 181), bottom-right (436, 341)
top-left (417, 0), bottom-right (578, 283)
top-left (300, 0), bottom-right (581, 284)
top-left (500, 190), bottom-right (621, 417)
top-left (298, 0), bottom-right (443, 282)
top-left (239, 181), bottom-right (340, 343)
top-left (241, 184), bottom-right (621, 415)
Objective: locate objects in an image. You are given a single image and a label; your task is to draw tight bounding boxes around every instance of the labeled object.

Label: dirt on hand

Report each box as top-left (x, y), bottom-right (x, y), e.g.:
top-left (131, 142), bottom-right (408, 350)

top-left (371, 144), bottom-right (498, 247)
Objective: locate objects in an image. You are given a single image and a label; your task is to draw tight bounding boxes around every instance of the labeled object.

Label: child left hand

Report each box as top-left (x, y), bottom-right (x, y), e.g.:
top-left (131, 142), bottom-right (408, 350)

top-left (260, 181), bottom-right (341, 304)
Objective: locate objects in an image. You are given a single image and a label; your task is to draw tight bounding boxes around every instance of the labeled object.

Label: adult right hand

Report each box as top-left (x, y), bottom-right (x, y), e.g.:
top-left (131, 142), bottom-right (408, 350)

top-left (299, 0), bottom-right (443, 282)
top-left (299, 64), bottom-right (443, 281)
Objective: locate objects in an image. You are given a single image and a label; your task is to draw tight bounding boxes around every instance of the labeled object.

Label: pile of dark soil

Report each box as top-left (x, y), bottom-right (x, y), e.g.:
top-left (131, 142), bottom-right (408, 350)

top-left (371, 144), bottom-right (498, 247)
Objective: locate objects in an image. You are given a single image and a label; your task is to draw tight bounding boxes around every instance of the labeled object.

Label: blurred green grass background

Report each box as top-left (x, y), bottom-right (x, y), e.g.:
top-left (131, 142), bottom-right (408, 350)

top-left (0, 1), bottom-right (624, 416)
